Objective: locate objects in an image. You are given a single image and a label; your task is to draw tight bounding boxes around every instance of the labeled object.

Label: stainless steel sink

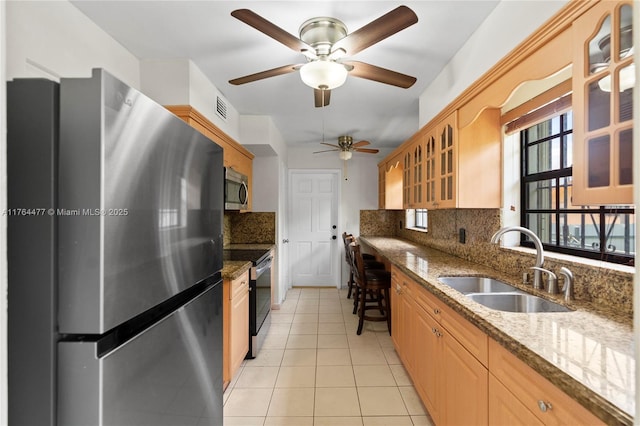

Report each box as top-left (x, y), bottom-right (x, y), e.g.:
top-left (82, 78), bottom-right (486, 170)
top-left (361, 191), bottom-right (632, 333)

top-left (438, 276), bottom-right (524, 294)
top-left (467, 293), bottom-right (572, 313)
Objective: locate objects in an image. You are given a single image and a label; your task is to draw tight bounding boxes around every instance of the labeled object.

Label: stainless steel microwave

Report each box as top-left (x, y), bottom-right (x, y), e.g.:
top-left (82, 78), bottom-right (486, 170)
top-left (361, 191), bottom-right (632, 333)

top-left (224, 167), bottom-right (248, 210)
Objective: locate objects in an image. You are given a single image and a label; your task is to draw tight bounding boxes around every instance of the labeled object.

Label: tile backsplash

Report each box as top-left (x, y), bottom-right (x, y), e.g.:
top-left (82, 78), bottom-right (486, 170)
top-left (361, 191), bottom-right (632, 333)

top-left (360, 209), bottom-right (633, 321)
top-left (224, 211), bottom-right (276, 245)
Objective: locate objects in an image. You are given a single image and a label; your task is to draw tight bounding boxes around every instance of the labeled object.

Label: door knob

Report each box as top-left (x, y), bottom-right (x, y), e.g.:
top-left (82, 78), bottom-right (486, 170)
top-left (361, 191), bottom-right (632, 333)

top-left (332, 235), bottom-right (337, 240)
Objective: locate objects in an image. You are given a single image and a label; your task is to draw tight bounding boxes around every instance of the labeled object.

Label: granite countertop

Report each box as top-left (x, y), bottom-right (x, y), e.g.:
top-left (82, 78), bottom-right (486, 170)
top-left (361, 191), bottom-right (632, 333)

top-left (225, 243), bottom-right (276, 251)
top-left (221, 244), bottom-right (276, 280)
top-left (221, 260), bottom-right (252, 280)
top-left (360, 236), bottom-right (635, 425)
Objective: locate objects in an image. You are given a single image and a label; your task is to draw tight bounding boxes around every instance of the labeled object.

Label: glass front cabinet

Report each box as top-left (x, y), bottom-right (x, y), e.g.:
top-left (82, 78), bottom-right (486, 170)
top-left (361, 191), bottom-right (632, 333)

top-left (572, 1), bottom-right (634, 205)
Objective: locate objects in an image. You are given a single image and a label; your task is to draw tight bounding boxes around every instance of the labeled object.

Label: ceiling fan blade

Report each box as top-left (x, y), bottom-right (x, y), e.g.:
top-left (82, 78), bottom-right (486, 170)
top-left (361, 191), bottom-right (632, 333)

top-left (342, 61), bottom-right (416, 88)
top-left (321, 142), bottom-right (341, 148)
top-left (314, 89), bottom-right (331, 107)
top-left (354, 148), bottom-right (380, 153)
top-left (313, 149), bottom-right (340, 154)
top-left (231, 9), bottom-right (315, 54)
top-left (331, 6), bottom-right (418, 56)
top-left (352, 140), bottom-right (371, 147)
top-left (229, 64), bottom-right (300, 85)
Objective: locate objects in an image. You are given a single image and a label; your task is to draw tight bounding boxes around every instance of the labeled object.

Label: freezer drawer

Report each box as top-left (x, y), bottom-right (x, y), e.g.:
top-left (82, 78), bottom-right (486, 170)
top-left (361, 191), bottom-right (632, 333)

top-left (58, 281), bottom-right (223, 426)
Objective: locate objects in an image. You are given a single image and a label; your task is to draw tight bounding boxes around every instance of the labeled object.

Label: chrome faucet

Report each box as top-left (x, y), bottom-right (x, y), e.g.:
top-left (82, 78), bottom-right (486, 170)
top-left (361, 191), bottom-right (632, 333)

top-left (490, 226), bottom-right (545, 290)
top-left (531, 266), bottom-right (557, 294)
top-left (558, 267), bottom-right (574, 302)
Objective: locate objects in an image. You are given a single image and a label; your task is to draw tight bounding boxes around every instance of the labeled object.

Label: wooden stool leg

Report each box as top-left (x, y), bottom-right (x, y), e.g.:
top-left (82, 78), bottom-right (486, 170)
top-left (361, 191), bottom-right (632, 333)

top-left (377, 288), bottom-right (385, 315)
top-left (347, 270), bottom-right (354, 299)
top-left (384, 287), bottom-right (391, 335)
top-left (357, 285), bottom-right (366, 335)
top-left (352, 285), bottom-right (359, 315)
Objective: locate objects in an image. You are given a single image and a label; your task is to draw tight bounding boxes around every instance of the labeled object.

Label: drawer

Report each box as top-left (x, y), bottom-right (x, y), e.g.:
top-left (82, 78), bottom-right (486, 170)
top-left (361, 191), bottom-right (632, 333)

top-left (488, 339), bottom-right (604, 425)
top-left (231, 271), bottom-right (249, 300)
top-left (413, 282), bottom-right (488, 367)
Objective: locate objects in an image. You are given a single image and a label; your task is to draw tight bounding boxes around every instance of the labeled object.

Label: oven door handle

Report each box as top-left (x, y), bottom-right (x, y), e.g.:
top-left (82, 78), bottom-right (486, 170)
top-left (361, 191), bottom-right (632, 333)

top-left (255, 257), bottom-right (273, 277)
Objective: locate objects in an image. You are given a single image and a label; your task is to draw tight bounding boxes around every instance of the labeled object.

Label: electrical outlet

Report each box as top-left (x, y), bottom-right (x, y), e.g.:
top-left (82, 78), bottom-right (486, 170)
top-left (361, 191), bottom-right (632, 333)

top-left (459, 228), bottom-right (466, 244)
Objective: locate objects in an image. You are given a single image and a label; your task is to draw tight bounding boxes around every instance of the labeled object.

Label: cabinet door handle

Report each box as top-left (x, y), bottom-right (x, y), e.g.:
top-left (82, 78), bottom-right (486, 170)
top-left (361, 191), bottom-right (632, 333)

top-left (433, 308), bottom-right (440, 315)
top-left (537, 400), bottom-right (553, 412)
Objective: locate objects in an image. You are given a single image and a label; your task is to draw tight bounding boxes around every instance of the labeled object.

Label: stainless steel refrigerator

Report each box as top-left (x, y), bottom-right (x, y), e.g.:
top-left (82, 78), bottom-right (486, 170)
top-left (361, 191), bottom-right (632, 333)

top-left (7, 69), bottom-right (225, 425)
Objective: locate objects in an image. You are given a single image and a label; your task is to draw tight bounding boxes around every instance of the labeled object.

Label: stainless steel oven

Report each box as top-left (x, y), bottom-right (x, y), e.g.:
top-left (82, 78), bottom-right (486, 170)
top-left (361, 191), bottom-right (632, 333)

top-left (250, 253), bottom-right (272, 358)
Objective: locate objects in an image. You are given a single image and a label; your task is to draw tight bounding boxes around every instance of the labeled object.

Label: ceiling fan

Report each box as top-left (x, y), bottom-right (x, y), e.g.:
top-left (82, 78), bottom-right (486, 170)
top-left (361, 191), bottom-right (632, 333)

top-left (313, 136), bottom-right (379, 160)
top-left (229, 6), bottom-right (418, 107)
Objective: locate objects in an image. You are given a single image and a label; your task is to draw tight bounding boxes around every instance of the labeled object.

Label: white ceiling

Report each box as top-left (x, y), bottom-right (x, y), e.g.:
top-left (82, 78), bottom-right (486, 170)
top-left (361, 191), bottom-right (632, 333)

top-left (70, 1), bottom-right (500, 150)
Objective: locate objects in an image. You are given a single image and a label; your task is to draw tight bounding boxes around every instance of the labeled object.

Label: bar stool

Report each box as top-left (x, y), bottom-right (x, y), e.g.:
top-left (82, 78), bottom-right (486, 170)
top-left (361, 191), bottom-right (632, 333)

top-left (348, 242), bottom-right (391, 335)
top-left (341, 232), bottom-right (383, 300)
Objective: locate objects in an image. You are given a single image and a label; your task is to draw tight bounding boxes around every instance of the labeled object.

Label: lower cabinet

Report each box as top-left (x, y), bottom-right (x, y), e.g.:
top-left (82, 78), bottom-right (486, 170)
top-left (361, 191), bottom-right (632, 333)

top-left (390, 266), bottom-right (602, 426)
top-left (488, 339), bottom-right (605, 426)
top-left (223, 270), bottom-right (249, 387)
top-left (391, 266), bottom-right (489, 425)
top-left (489, 374), bottom-right (544, 426)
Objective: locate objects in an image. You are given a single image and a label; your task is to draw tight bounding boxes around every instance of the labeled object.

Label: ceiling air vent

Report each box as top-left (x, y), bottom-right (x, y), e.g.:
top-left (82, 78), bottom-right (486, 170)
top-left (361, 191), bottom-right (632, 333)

top-left (216, 95), bottom-right (228, 121)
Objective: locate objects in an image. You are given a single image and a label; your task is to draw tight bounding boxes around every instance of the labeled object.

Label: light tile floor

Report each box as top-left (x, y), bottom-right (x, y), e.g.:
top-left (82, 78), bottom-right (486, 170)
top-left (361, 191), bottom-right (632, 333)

top-left (223, 287), bottom-right (434, 426)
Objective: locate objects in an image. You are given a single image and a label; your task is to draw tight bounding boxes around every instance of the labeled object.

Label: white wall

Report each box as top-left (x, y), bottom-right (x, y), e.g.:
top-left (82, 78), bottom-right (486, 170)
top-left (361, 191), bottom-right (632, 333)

top-left (6, 0), bottom-right (139, 86)
top-left (141, 59), bottom-right (241, 141)
top-left (419, 0), bottom-right (569, 126)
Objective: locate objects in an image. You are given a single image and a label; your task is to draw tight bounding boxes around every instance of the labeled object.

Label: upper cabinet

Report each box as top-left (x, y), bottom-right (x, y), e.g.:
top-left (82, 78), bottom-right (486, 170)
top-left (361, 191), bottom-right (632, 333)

top-left (379, 153), bottom-right (403, 210)
top-left (166, 105), bottom-right (255, 211)
top-left (385, 108), bottom-right (501, 210)
top-left (379, 1), bottom-right (634, 211)
top-left (403, 136), bottom-right (425, 209)
top-left (435, 112), bottom-right (457, 208)
top-left (572, 1), bottom-right (634, 205)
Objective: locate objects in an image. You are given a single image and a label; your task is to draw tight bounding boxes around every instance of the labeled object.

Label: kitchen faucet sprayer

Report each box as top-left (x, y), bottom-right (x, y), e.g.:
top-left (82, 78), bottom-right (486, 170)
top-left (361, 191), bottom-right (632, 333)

top-left (490, 226), bottom-right (545, 290)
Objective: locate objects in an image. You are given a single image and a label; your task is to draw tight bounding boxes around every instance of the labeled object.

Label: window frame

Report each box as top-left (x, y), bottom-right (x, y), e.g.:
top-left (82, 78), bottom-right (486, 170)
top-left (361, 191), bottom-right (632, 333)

top-left (520, 110), bottom-right (634, 266)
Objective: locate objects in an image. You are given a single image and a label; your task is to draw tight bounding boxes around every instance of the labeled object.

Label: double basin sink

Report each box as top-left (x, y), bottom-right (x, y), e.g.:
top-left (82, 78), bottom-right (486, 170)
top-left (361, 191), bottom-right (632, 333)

top-left (438, 276), bottom-right (572, 313)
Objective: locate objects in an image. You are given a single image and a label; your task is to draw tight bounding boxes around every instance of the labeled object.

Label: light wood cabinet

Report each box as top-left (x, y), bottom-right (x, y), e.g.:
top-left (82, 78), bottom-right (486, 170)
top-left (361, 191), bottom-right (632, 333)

top-left (412, 298), bottom-right (441, 423)
top-left (384, 155), bottom-right (403, 210)
top-left (378, 155), bottom-right (405, 210)
top-left (488, 339), bottom-right (605, 425)
top-left (391, 266), bottom-right (488, 425)
top-left (223, 269), bottom-right (249, 387)
top-left (390, 267), bottom-right (414, 371)
top-left (457, 108), bottom-right (502, 208)
top-left (383, 107), bottom-right (501, 210)
top-left (378, 162), bottom-right (386, 209)
top-left (435, 112), bottom-right (457, 208)
top-left (165, 105), bottom-right (255, 210)
top-left (572, 1), bottom-right (634, 205)
top-left (489, 374), bottom-right (544, 426)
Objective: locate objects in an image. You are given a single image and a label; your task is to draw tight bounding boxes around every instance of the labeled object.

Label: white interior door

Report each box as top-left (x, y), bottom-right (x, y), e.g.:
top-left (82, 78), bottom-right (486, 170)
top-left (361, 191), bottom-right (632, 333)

top-left (288, 170), bottom-right (340, 287)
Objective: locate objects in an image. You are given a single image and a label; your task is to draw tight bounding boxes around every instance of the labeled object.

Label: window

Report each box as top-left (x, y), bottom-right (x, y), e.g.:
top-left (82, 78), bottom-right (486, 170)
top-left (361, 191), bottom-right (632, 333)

top-left (521, 111), bottom-right (635, 265)
top-left (406, 209), bottom-right (428, 231)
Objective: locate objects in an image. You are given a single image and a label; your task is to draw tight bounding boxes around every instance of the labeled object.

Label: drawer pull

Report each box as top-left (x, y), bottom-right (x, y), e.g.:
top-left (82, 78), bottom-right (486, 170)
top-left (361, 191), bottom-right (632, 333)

top-left (537, 400), bottom-right (553, 412)
top-left (433, 308), bottom-right (441, 315)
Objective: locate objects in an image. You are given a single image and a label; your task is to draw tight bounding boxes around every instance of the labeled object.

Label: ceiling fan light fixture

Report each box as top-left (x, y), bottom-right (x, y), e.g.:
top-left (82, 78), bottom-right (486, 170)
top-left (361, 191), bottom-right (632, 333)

top-left (339, 150), bottom-right (353, 161)
top-left (300, 60), bottom-right (348, 90)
